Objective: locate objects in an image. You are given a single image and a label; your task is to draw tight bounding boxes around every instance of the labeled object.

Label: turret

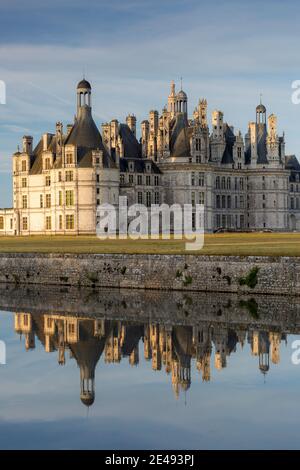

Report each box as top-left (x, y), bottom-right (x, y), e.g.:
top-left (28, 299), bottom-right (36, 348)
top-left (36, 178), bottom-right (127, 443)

top-left (126, 114), bottom-right (136, 137)
top-left (167, 80), bottom-right (176, 118)
top-left (76, 79), bottom-right (91, 117)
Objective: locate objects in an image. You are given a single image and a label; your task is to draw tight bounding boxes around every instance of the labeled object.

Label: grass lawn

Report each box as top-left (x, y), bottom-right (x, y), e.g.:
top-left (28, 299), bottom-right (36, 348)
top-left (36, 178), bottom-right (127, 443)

top-left (0, 232), bottom-right (299, 256)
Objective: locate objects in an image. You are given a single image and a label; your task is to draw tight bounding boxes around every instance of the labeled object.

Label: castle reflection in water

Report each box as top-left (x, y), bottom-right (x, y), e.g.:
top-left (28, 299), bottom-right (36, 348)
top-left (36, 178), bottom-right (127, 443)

top-left (14, 311), bottom-right (286, 406)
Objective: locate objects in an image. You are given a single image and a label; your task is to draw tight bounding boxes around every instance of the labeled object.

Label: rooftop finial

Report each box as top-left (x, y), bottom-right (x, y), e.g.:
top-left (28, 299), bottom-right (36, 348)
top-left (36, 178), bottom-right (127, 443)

top-left (260, 93), bottom-right (263, 105)
top-left (180, 76), bottom-right (183, 90)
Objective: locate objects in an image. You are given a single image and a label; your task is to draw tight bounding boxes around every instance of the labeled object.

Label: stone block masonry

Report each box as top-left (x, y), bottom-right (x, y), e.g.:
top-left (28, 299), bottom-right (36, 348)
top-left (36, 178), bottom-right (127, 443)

top-left (0, 253), bottom-right (299, 296)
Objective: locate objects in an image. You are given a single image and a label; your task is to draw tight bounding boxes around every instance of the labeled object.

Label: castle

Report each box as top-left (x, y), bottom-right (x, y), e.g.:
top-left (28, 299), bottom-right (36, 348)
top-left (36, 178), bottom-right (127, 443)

top-left (14, 310), bottom-right (283, 405)
top-left (1, 78), bottom-right (300, 235)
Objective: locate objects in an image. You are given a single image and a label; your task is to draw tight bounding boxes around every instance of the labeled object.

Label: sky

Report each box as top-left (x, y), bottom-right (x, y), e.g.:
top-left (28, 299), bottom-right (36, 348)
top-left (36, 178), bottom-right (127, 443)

top-left (1, 0), bottom-right (300, 206)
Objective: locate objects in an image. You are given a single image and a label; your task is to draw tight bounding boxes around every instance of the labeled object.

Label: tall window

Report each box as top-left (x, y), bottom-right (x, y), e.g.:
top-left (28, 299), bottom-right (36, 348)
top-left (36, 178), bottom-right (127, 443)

top-left (240, 178), bottom-right (244, 190)
top-left (65, 170), bottom-right (73, 182)
top-left (191, 192), bottom-right (195, 207)
top-left (154, 192), bottom-right (160, 204)
top-left (66, 214), bottom-right (74, 229)
top-left (65, 190), bottom-right (74, 206)
top-left (45, 176), bottom-right (51, 186)
top-left (198, 172), bottom-right (204, 186)
top-left (216, 195), bottom-right (220, 209)
top-left (66, 153), bottom-right (73, 164)
top-left (40, 194), bottom-right (43, 208)
top-left (59, 214), bottom-right (63, 230)
top-left (21, 160), bottom-right (27, 172)
top-left (199, 192), bottom-right (205, 205)
top-left (222, 195), bottom-right (226, 208)
top-left (138, 175), bottom-right (143, 185)
top-left (22, 178), bottom-right (27, 188)
top-left (216, 176), bottom-right (220, 189)
top-left (146, 175), bottom-right (151, 186)
top-left (154, 176), bottom-right (159, 186)
top-left (227, 177), bottom-right (231, 190)
top-left (0, 217), bottom-right (3, 230)
top-left (237, 147), bottom-right (242, 158)
top-left (221, 177), bottom-right (226, 189)
top-left (22, 217), bottom-right (28, 230)
top-left (59, 191), bottom-right (62, 206)
top-left (129, 174), bottom-right (134, 184)
top-left (22, 195), bottom-right (28, 209)
top-left (146, 192), bottom-right (151, 207)
top-left (46, 194), bottom-right (51, 208)
top-left (227, 195), bottom-right (231, 209)
top-left (137, 192), bottom-right (143, 204)
top-left (45, 158), bottom-right (50, 170)
top-left (120, 174), bottom-right (125, 184)
top-left (195, 138), bottom-right (201, 151)
top-left (58, 171), bottom-right (62, 182)
top-left (46, 216), bottom-right (51, 230)
top-left (191, 172), bottom-right (195, 186)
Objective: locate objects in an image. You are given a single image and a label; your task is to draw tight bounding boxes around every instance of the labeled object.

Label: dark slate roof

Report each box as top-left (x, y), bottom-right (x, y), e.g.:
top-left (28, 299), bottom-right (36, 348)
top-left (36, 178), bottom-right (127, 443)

top-left (245, 124), bottom-right (268, 165)
top-left (256, 124), bottom-right (268, 164)
top-left (65, 106), bottom-right (115, 168)
top-left (221, 125), bottom-right (235, 165)
top-left (256, 103), bottom-right (266, 113)
top-left (121, 325), bottom-right (143, 356)
top-left (119, 157), bottom-right (161, 174)
top-left (285, 154), bottom-right (300, 171)
top-left (77, 79), bottom-right (91, 89)
top-left (29, 107), bottom-right (115, 173)
top-left (119, 124), bottom-right (141, 158)
top-left (30, 135), bottom-right (55, 175)
top-left (177, 89), bottom-right (187, 99)
top-left (169, 113), bottom-right (192, 158)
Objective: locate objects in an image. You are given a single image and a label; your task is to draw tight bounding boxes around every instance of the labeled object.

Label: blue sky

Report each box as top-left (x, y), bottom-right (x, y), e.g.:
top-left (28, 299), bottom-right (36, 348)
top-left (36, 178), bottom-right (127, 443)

top-left (1, 0), bottom-right (300, 206)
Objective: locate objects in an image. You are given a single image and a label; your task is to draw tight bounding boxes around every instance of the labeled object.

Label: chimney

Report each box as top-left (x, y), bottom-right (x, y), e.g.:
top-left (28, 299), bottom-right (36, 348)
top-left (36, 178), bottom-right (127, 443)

top-left (22, 136), bottom-right (33, 154)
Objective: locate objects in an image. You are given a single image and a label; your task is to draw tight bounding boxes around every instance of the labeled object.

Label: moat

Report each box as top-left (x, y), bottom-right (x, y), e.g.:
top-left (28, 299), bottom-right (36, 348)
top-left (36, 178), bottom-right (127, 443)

top-left (0, 285), bottom-right (300, 449)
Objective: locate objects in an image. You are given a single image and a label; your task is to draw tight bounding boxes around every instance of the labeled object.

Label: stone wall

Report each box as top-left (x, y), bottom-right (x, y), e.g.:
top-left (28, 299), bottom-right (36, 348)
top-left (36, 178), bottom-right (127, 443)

top-left (0, 253), bottom-right (299, 295)
top-left (1, 284), bottom-right (300, 331)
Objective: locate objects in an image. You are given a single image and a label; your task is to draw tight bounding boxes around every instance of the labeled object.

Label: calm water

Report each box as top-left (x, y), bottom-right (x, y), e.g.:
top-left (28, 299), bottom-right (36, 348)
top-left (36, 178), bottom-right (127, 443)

top-left (0, 285), bottom-right (300, 450)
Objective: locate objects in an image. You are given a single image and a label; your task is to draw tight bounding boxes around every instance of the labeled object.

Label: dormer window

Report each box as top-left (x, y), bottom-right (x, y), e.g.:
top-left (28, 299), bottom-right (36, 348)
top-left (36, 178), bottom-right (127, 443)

top-left (45, 157), bottom-right (51, 170)
top-left (66, 153), bottom-right (73, 164)
top-left (21, 160), bottom-right (27, 172)
top-left (146, 163), bottom-right (151, 173)
top-left (129, 162), bottom-right (134, 172)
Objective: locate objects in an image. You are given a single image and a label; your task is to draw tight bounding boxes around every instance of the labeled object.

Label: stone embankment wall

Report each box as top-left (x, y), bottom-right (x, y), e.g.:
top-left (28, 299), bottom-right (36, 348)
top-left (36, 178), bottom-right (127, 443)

top-left (0, 253), bottom-right (298, 295)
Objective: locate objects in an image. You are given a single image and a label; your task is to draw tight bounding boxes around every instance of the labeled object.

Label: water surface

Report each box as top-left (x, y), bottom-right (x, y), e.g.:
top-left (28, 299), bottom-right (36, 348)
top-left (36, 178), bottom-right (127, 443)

top-left (0, 285), bottom-right (299, 449)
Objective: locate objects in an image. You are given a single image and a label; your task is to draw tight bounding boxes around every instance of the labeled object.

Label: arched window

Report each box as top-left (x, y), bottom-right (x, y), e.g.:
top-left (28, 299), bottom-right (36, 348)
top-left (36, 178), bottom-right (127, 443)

top-left (216, 176), bottom-right (220, 189)
top-left (227, 177), bottom-right (231, 190)
top-left (221, 177), bottom-right (226, 189)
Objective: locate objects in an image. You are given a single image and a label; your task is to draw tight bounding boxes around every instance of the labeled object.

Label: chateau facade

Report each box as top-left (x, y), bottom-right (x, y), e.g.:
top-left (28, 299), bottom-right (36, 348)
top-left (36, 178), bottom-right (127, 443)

top-left (1, 79), bottom-right (300, 235)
